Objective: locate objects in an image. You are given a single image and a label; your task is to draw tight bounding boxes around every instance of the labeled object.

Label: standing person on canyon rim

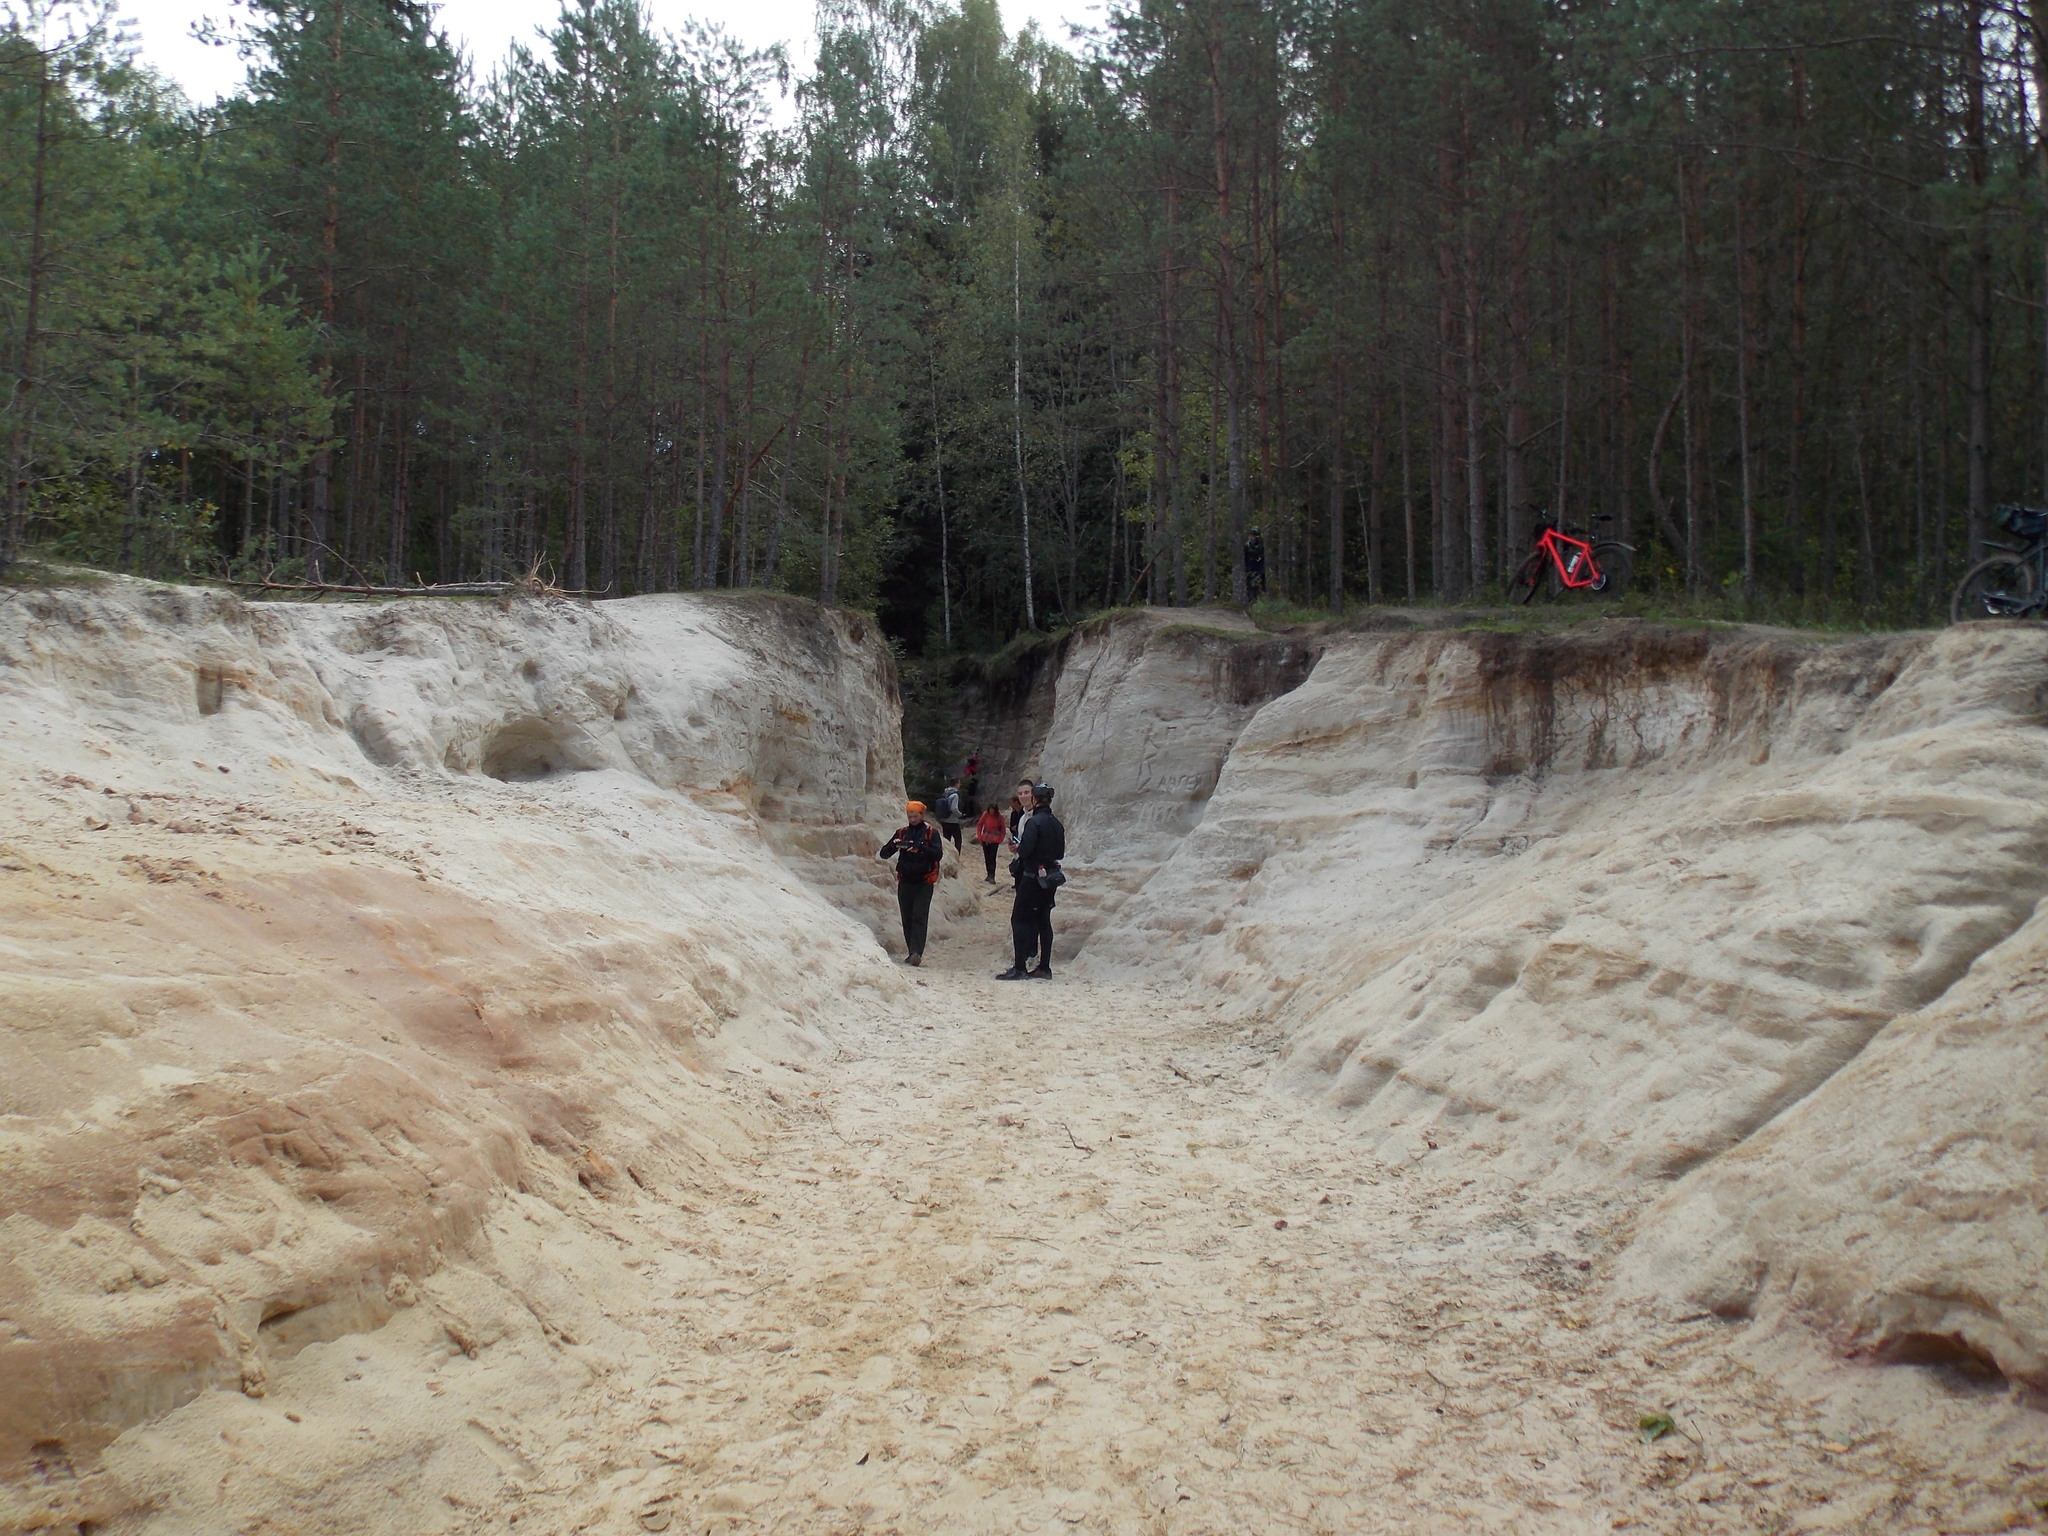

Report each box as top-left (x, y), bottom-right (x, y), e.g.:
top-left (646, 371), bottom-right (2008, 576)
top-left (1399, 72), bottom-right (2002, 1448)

top-left (998, 781), bottom-right (1066, 981)
top-left (878, 802), bottom-right (945, 966)
top-left (973, 801), bottom-right (1007, 883)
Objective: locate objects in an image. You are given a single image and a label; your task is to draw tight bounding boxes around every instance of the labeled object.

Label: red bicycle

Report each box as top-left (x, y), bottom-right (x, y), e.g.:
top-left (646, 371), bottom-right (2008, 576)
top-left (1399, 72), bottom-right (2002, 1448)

top-left (1509, 510), bottom-right (1633, 603)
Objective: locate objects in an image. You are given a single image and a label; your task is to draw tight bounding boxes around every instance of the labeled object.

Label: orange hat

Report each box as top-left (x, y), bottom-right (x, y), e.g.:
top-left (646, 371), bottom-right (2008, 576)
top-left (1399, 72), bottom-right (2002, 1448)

top-left (906, 801), bottom-right (926, 814)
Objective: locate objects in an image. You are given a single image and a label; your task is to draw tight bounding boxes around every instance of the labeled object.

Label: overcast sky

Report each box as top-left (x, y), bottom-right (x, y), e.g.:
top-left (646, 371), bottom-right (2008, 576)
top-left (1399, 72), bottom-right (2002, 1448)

top-left (122, 0), bottom-right (1105, 105)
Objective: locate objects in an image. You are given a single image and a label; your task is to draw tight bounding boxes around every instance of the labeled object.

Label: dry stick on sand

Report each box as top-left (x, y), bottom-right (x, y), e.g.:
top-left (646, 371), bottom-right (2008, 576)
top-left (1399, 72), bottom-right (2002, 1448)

top-left (228, 554), bottom-right (604, 601)
top-left (233, 579), bottom-right (520, 597)
top-left (1060, 1121), bottom-right (1094, 1154)
top-left (229, 578), bottom-right (606, 599)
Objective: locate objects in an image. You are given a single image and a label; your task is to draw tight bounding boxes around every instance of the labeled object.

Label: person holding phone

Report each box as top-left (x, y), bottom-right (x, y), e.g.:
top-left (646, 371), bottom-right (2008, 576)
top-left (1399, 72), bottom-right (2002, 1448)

top-left (878, 802), bottom-right (945, 966)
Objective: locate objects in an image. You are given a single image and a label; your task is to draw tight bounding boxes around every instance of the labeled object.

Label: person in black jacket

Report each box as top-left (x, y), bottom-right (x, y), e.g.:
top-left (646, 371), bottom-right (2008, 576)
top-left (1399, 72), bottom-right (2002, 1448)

top-left (879, 802), bottom-right (944, 966)
top-left (998, 781), bottom-right (1066, 980)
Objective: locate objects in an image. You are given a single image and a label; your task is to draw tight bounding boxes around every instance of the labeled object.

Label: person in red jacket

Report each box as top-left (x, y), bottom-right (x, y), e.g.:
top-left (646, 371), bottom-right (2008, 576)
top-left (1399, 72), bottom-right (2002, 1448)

top-left (878, 802), bottom-right (944, 965)
top-left (973, 803), bottom-right (1006, 883)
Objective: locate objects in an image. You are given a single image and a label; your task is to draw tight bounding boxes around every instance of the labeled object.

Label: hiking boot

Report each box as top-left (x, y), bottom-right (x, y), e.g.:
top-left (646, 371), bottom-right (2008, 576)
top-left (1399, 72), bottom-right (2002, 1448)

top-left (906, 953), bottom-right (922, 967)
top-left (1027, 965), bottom-right (1053, 980)
top-left (995, 967), bottom-right (1029, 980)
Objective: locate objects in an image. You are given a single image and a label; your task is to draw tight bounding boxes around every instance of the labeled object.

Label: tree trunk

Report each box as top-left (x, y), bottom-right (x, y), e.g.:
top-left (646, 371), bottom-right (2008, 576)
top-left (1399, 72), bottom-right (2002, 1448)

top-left (1966, 3), bottom-right (1995, 562)
top-left (1208, 19), bottom-right (1248, 605)
top-left (1434, 123), bottom-right (1464, 598)
top-left (1400, 385), bottom-right (1416, 601)
top-left (3, 59), bottom-right (52, 574)
top-left (343, 357), bottom-right (368, 567)
top-left (1502, 202), bottom-right (1532, 569)
top-left (305, 0), bottom-right (345, 583)
top-left (1163, 170), bottom-right (1186, 607)
top-left (121, 450), bottom-right (142, 570)
top-left (2033, 0), bottom-right (2048, 500)
top-left (1677, 154), bottom-right (1703, 594)
top-left (1734, 180), bottom-right (1758, 603)
top-left (930, 355), bottom-right (949, 642)
top-left (1204, 341), bottom-right (1219, 602)
top-left (691, 405), bottom-right (705, 588)
top-left (705, 343), bottom-right (729, 590)
top-left (1788, 51), bottom-right (1811, 594)
top-left (1364, 391), bottom-right (1385, 604)
top-left (1463, 235), bottom-right (1486, 594)
top-left (1855, 415), bottom-right (1878, 606)
top-left (765, 452), bottom-right (787, 587)
top-left (1327, 355), bottom-right (1346, 612)
top-left (1013, 219), bottom-right (1035, 629)
top-left (387, 331), bottom-right (412, 581)
top-left (637, 408), bottom-right (659, 592)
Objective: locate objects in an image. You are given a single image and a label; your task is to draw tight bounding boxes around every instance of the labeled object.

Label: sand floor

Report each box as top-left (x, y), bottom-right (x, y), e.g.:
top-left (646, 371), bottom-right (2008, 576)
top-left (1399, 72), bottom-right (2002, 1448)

top-left (409, 886), bottom-right (2027, 1536)
top-left (129, 886), bottom-right (2044, 1536)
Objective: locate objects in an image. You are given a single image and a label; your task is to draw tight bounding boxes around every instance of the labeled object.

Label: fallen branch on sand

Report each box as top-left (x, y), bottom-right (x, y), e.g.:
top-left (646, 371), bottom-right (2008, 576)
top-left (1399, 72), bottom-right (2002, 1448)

top-left (228, 554), bottom-right (605, 601)
top-left (229, 577), bottom-right (607, 600)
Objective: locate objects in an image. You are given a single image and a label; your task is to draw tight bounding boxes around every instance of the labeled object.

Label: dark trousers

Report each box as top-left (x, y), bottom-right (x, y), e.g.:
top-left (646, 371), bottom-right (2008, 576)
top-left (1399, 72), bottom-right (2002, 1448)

top-left (1011, 881), bottom-right (1054, 969)
top-left (897, 879), bottom-right (934, 957)
top-left (981, 841), bottom-right (999, 879)
top-left (941, 822), bottom-right (963, 851)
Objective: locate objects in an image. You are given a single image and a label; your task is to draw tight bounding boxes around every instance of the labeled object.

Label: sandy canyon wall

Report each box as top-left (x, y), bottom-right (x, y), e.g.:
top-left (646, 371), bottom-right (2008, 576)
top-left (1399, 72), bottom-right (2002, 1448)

top-left (1057, 615), bottom-right (2048, 1398)
top-left (942, 609), bottom-right (1316, 944)
top-left (0, 583), bottom-right (910, 1527)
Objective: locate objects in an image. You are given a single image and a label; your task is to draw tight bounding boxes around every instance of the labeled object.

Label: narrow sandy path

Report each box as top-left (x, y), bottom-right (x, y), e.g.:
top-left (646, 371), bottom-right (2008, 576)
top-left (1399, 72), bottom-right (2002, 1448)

top-left (512, 886), bottom-right (2026, 1536)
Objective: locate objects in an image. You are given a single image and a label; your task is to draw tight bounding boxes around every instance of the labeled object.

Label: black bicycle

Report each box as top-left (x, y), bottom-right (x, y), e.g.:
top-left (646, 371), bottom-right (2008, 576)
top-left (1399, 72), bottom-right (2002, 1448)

top-left (1951, 503), bottom-right (2048, 622)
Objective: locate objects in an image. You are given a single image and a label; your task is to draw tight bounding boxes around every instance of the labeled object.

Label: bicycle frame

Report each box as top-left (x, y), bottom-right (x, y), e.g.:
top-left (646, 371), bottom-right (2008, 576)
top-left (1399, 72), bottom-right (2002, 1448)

top-left (1531, 525), bottom-right (1604, 589)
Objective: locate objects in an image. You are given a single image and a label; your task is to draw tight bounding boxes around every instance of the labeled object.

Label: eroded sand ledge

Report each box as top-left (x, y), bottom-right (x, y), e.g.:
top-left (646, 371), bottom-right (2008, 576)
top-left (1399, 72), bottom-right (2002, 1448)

top-left (3, 589), bottom-right (2044, 1532)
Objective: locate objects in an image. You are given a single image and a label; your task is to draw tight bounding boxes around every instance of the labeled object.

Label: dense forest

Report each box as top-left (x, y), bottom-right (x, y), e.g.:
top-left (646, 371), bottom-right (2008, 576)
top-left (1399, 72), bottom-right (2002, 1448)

top-left (5, 0), bottom-right (2048, 644)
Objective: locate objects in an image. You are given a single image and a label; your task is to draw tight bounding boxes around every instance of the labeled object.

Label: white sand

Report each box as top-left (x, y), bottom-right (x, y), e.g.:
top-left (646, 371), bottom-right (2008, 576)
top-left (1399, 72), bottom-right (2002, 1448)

top-left (4, 588), bottom-right (2045, 1532)
top-left (78, 895), bottom-right (2045, 1534)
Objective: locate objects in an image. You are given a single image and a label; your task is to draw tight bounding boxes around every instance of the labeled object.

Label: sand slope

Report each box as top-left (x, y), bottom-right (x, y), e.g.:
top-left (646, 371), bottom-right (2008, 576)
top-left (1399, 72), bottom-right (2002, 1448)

top-left (1074, 618), bottom-right (2048, 1396)
top-left (0, 583), bottom-right (913, 1528)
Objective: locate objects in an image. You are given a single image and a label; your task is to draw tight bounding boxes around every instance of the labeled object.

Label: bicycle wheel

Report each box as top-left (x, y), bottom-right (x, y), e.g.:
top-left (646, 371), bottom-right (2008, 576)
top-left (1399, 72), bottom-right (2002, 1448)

top-left (1950, 555), bottom-right (2036, 623)
top-left (1589, 542), bottom-right (1632, 597)
top-left (1510, 550), bottom-right (1549, 605)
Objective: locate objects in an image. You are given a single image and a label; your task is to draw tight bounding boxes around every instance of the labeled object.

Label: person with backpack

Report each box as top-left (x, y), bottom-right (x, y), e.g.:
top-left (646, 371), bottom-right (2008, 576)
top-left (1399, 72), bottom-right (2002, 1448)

top-left (936, 783), bottom-right (964, 852)
top-left (973, 802), bottom-right (1007, 883)
top-left (997, 781), bottom-right (1065, 981)
top-left (878, 802), bottom-right (945, 966)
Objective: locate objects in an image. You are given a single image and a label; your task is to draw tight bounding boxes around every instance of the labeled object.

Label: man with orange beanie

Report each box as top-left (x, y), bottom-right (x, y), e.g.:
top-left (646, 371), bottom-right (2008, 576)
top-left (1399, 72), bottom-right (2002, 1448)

top-left (878, 801), bottom-right (944, 965)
